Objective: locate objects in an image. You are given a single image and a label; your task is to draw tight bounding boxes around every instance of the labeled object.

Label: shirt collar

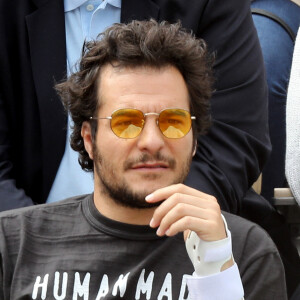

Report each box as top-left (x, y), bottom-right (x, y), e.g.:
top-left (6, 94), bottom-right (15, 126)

top-left (64, 0), bottom-right (121, 12)
top-left (108, 0), bottom-right (121, 8)
top-left (64, 0), bottom-right (87, 12)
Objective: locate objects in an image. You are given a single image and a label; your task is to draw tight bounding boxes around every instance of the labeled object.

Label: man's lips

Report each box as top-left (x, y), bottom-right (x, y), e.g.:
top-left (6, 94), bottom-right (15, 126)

top-left (124, 153), bottom-right (176, 171)
top-left (131, 162), bottom-right (169, 169)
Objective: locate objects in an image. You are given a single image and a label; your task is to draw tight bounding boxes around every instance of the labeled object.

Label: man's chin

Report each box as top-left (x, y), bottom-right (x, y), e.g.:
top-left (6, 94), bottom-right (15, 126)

top-left (131, 170), bottom-right (177, 184)
top-left (129, 182), bottom-right (171, 197)
top-left (125, 200), bottom-right (163, 209)
top-left (110, 190), bottom-right (162, 209)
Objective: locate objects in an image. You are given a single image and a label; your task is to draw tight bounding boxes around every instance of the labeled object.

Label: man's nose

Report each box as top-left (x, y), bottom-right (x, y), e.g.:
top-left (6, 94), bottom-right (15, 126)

top-left (136, 117), bottom-right (165, 154)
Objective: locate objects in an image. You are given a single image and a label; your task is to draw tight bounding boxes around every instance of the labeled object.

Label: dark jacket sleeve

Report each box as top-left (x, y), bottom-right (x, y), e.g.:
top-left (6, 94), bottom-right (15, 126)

top-left (0, 96), bottom-right (34, 210)
top-left (0, 1), bottom-right (37, 211)
top-left (185, 0), bottom-right (271, 213)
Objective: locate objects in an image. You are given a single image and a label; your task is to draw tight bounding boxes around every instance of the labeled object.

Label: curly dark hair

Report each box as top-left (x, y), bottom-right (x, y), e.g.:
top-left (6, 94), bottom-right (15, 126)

top-left (56, 19), bottom-right (214, 172)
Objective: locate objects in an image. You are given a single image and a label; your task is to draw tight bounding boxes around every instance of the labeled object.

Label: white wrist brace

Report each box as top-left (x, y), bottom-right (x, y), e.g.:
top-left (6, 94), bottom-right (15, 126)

top-left (185, 214), bottom-right (233, 277)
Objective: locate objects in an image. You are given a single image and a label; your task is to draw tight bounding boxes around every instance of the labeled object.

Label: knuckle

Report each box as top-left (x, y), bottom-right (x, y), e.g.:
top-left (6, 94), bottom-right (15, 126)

top-left (174, 183), bottom-right (185, 192)
top-left (173, 192), bottom-right (182, 203)
top-left (182, 216), bottom-right (193, 228)
top-left (175, 202), bottom-right (186, 214)
top-left (209, 195), bottom-right (218, 203)
top-left (177, 183), bottom-right (185, 190)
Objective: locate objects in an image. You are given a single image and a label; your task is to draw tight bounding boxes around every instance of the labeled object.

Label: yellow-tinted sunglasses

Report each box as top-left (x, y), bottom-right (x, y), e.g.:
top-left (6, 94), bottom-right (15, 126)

top-left (90, 108), bottom-right (196, 139)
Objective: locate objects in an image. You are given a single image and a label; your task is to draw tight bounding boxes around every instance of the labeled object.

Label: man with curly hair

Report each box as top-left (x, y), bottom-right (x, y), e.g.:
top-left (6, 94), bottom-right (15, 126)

top-left (0, 20), bottom-right (286, 300)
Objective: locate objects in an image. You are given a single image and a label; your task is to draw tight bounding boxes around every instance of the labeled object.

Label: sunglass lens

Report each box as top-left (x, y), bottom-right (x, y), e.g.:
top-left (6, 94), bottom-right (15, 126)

top-left (111, 109), bottom-right (144, 138)
top-left (159, 109), bottom-right (191, 138)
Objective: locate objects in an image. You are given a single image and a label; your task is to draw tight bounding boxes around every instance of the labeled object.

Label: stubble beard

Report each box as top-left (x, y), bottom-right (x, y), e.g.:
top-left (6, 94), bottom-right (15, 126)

top-left (93, 146), bottom-right (192, 209)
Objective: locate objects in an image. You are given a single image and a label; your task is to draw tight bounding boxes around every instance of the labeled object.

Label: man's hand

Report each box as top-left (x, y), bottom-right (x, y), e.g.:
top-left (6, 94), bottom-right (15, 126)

top-left (146, 184), bottom-right (235, 276)
top-left (145, 183), bottom-right (226, 242)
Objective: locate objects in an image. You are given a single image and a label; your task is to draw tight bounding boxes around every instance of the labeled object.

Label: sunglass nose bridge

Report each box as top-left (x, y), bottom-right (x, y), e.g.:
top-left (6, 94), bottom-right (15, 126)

top-left (143, 112), bottom-right (160, 117)
top-left (143, 112), bottom-right (160, 126)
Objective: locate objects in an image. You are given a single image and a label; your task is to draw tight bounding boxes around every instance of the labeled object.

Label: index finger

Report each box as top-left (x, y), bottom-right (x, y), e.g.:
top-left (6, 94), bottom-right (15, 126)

top-left (145, 183), bottom-right (216, 203)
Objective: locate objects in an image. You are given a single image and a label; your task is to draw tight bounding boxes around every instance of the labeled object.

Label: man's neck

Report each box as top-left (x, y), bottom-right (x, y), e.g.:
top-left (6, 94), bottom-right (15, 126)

top-left (93, 189), bottom-right (156, 225)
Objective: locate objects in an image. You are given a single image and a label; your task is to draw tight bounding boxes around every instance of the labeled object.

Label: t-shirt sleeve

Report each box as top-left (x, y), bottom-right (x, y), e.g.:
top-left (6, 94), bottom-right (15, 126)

top-left (241, 252), bottom-right (288, 299)
top-left (225, 212), bottom-right (288, 299)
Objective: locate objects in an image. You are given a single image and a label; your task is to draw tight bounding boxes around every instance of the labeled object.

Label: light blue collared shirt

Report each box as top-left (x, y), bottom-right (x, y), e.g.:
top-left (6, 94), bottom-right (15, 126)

top-left (47, 0), bottom-right (121, 203)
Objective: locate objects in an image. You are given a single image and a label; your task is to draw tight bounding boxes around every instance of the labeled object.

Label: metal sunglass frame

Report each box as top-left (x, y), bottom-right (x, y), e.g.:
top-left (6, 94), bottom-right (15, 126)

top-left (90, 108), bottom-right (196, 139)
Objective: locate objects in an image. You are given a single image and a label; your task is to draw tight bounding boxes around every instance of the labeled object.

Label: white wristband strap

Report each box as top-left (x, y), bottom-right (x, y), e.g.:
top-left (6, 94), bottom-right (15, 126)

top-left (185, 214), bottom-right (233, 277)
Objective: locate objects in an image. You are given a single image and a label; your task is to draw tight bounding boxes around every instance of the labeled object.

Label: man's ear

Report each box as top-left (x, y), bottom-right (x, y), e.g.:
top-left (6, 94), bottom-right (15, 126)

top-left (81, 121), bottom-right (94, 160)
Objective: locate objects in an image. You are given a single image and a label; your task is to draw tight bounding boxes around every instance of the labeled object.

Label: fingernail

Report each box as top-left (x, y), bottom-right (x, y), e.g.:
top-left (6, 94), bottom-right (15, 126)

top-left (145, 194), bottom-right (154, 201)
top-left (149, 218), bottom-right (156, 228)
top-left (156, 227), bottom-right (163, 236)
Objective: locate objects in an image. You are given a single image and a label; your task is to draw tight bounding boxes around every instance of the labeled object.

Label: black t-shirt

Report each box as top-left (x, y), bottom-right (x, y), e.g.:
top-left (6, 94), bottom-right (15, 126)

top-left (0, 194), bottom-right (287, 299)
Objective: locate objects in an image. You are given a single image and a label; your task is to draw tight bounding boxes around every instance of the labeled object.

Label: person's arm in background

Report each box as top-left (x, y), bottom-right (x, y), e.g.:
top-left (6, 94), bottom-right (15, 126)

top-left (0, 96), bottom-right (34, 210)
top-left (0, 0), bottom-right (66, 212)
top-left (0, 1), bottom-right (36, 211)
top-left (185, 0), bottom-right (271, 213)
